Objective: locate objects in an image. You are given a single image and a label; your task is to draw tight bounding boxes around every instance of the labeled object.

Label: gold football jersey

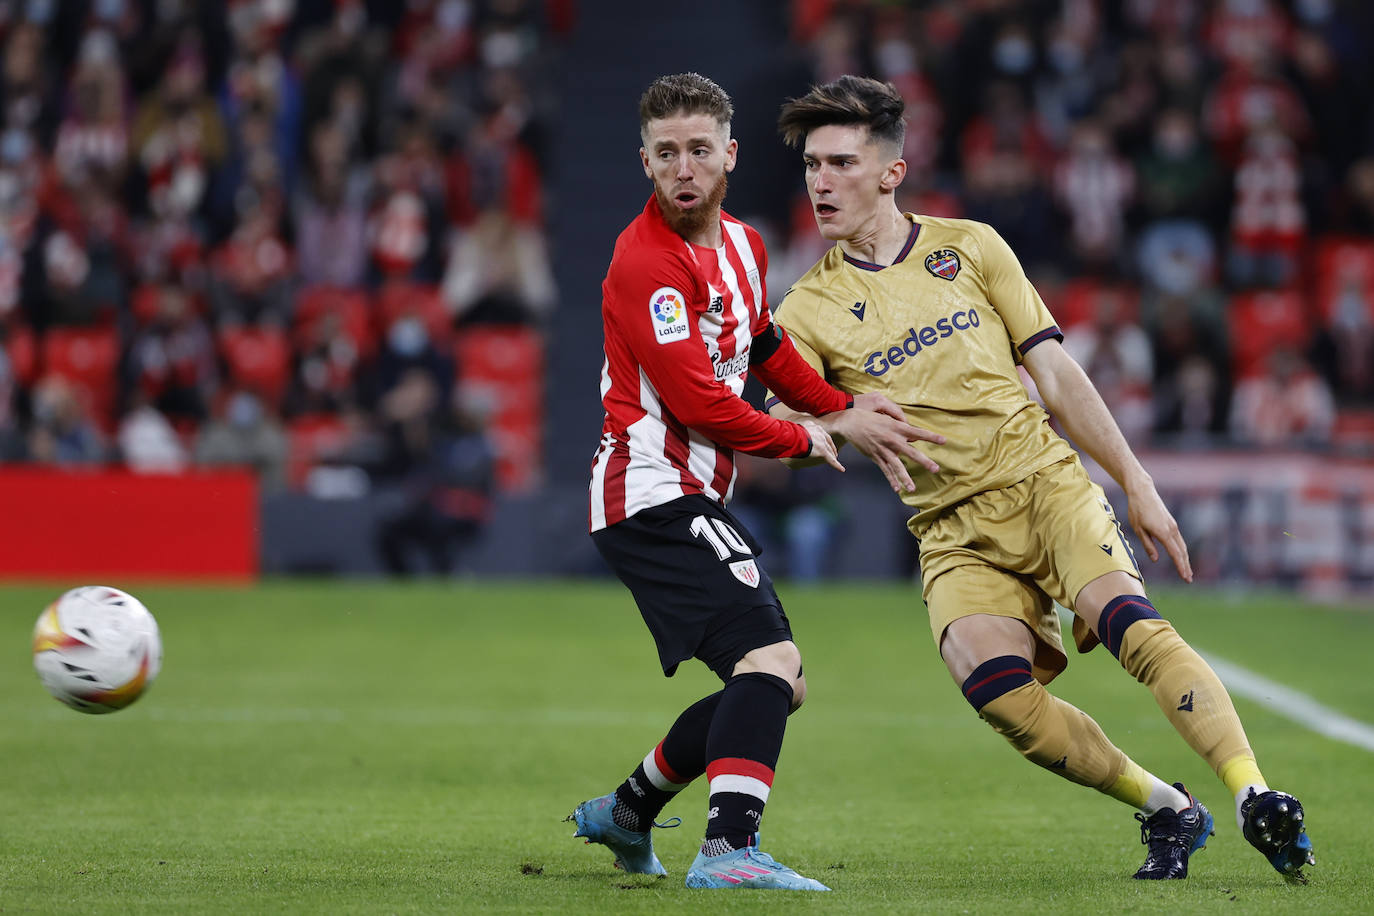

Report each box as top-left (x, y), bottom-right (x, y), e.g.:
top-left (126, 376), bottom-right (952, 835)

top-left (770, 214), bottom-right (1075, 530)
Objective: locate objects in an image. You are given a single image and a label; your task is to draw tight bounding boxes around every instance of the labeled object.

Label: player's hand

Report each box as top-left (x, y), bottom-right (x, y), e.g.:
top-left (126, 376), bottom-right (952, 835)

top-left (826, 402), bottom-right (945, 493)
top-left (800, 418), bottom-right (845, 473)
top-left (1126, 484), bottom-right (1193, 583)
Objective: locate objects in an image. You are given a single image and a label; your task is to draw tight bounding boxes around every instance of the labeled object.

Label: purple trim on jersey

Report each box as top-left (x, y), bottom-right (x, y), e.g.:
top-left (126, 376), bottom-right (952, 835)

top-left (1018, 326), bottom-right (1063, 356)
top-left (842, 222), bottom-right (922, 272)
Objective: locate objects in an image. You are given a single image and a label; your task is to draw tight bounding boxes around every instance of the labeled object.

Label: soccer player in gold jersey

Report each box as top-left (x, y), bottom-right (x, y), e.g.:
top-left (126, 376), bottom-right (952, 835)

top-left (767, 75), bottom-right (1314, 883)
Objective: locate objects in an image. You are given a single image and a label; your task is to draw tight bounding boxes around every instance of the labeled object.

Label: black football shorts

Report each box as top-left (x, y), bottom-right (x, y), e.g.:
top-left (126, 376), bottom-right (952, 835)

top-left (592, 493), bottom-right (794, 679)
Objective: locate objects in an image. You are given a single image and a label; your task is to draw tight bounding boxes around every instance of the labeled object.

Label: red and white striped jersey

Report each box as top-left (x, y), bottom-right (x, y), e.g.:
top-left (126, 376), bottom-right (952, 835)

top-left (588, 197), bottom-right (820, 532)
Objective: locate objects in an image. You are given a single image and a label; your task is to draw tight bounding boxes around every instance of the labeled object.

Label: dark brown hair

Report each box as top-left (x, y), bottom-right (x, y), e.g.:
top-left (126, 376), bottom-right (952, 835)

top-left (778, 75), bottom-right (906, 151)
top-left (639, 72), bottom-right (733, 141)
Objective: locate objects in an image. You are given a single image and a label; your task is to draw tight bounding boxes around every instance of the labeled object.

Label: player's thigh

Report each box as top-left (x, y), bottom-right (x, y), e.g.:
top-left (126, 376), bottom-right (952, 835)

top-left (925, 562), bottom-right (1066, 684)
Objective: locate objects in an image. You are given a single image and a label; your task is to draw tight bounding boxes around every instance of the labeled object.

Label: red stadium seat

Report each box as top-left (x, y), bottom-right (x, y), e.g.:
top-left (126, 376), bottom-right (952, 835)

top-left (218, 326), bottom-right (291, 407)
top-left (455, 325), bottom-right (544, 491)
top-left (1313, 238), bottom-right (1374, 327)
top-left (294, 286), bottom-right (375, 358)
top-left (4, 322), bottom-right (39, 386)
top-left (41, 325), bottom-right (121, 426)
top-left (1226, 289), bottom-right (1310, 379)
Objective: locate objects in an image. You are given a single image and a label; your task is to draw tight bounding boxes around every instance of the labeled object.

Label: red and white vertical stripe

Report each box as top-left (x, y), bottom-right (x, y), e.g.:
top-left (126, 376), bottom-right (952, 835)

top-left (589, 216), bottom-right (767, 532)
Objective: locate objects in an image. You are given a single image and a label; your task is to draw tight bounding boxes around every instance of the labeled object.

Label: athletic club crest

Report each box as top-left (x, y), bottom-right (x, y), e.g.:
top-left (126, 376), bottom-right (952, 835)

top-left (728, 559), bottom-right (760, 588)
top-left (924, 249), bottom-right (961, 280)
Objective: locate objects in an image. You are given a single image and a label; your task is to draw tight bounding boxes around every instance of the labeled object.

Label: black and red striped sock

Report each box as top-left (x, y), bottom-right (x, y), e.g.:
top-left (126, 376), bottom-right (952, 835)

top-left (612, 691), bottom-right (720, 832)
top-left (702, 672), bottom-right (792, 852)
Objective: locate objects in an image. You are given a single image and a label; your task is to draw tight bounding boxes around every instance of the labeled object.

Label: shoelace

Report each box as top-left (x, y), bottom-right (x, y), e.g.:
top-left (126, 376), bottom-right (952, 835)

top-left (1136, 811), bottom-right (1189, 848)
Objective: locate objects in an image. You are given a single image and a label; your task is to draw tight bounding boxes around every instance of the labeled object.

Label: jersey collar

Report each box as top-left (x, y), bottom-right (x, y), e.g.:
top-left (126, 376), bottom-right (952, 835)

top-left (841, 217), bottom-right (921, 272)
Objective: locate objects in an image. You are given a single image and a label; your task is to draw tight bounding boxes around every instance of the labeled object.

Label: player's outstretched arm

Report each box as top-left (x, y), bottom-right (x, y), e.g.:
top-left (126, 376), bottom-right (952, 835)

top-left (1021, 340), bottom-right (1193, 582)
top-left (770, 393), bottom-right (944, 493)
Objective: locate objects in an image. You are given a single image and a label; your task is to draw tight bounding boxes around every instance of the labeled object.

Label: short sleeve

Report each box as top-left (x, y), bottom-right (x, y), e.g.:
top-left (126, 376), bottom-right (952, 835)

top-left (975, 223), bottom-right (1062, 362)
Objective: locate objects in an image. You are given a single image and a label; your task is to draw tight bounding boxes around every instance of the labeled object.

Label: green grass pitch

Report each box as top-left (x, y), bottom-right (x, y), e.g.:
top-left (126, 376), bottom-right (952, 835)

top-left (2, 580), bottom-right (1371, 914)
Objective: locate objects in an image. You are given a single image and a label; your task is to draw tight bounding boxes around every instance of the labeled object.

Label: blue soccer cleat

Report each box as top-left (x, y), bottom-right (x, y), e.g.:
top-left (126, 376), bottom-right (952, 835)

top-left (684, 835), bottom-right (830, 891)
top-left (567, 793), bottom-right (668, 875)
top-left (1133, 783), bottom-right (1215, 879)
top-left (1240, 789), bottom-right (1315, 884)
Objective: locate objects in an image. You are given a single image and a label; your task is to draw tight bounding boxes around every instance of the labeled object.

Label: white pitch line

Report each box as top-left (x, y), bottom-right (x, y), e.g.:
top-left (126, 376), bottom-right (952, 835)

top-left (1202, 651), bottom-right (1374, 754)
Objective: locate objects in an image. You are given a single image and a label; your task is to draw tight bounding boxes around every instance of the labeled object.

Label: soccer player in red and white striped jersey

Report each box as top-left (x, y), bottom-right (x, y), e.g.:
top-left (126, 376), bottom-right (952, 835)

top-left (569, 73), bottom-right (941, 891)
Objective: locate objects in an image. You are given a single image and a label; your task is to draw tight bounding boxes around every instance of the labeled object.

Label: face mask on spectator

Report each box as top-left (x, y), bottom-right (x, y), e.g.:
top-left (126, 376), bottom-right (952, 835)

top-left (227, 392), bottom-right (262, 429)
top-left (388, 317), bottom-right (428, 357)
top-left (993, 36), bottom-right (1034, 75)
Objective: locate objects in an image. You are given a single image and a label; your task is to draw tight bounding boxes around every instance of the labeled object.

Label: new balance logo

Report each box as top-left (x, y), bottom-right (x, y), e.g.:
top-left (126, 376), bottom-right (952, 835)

top-left (1178, 690), bottom-right (1194, 712)
top-left (1100, 544), bottom-right (1113, 556)
top-left (627, 777), bottom-right (645, 797)
top-left (1050, 756), bottom-right (1068, 769)
top-left (707, 806), bottom-right (719, 820)
top-left (849, 300), bottom-right (866, 321)
top-left (708, 295), bottom-right (724, 313)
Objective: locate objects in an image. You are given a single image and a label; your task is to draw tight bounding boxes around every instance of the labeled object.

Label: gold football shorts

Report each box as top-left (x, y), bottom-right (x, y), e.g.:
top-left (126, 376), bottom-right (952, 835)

top-left (914, 455), bottom-right (1142, 684)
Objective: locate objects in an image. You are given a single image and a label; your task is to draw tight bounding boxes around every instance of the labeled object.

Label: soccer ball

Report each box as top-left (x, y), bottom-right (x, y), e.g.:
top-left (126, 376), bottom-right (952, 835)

top-left (32, 586), bottom-right (162, 714)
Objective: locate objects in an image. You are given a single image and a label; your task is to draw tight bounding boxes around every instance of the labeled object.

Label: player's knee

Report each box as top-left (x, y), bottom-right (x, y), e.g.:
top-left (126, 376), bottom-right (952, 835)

top-left (1097, 596), bottom-right (1182, 681)
top-left (961, 656), bottom-right (1066, 767)
top-left (788, 671), bottom-right (807, 714)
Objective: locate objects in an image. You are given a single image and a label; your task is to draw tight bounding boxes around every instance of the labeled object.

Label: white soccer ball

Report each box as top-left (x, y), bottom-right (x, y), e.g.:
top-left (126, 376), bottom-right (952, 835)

top-left (32, 586), bottom-right (162, 714)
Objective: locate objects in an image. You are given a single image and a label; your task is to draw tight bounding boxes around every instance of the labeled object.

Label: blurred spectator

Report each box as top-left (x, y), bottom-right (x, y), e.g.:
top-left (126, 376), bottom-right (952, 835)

top-left (207, 174), bottom-right (293, 327)
top-left (372, 311), bottom-right (453, 407)
top-left (1230, 345), bottom-right (1335, 448)
top-left (0, 329), bottom-right (25, 460)
top-left (1135, 108), bottom-right (1223, 229)
top-left (194, 388), bottom-right (288, 490)
top-left (1226, 126), bottom-right (1306, 288)
top-left (1053, 120), bottom-right (1134, 272)
top-left (294, 120), bottom-right (370, 289)
top-left (52, 29), bottom-right (129, 190)
top-left (1062, 285), bottom-right (1153, 445)
top-left (1, 21), bottom-right (57, 144)
top-left (1144, 290), bottom-right (1232, 440)
top-left (0, 127), bottom-right (42, 320)
top-left (731, 454), bottom-right (841, 584)
top-left (25, 176), bottom-right (131, 328)
top-left (130, 33), bottom-right (228, 225)
top-left (372, 371), bottom-right (495, 575)
top-left (367, 117), bottom-right (447, 285)
top-left (117, 391), bottom-right (188, 472)
top-left (26, 375), bottom-right (106, 465)
top-left (125, 283), bottom-right (217, 423)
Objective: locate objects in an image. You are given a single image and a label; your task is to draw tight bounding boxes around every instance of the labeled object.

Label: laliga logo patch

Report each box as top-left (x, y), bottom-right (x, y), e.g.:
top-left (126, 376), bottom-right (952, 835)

top-left (649, 287), bottom-right (690, 344)
top-left (729, 559), bottom-right (760, 588)
top-left (924, 249), bottom-right (961, 281)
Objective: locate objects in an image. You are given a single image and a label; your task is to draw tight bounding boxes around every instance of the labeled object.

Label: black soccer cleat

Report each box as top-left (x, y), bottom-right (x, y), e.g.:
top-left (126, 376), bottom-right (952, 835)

top-left (1240, 789), bottom-right (1315, 884)
top-left (1132, 783), bottom-right (1215, 879)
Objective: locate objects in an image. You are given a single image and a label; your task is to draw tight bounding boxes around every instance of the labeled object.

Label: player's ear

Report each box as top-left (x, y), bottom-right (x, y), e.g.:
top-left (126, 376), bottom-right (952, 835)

top-left (724, 137), bottom-right (738, 173)
top-left (880, 156), bottom-right (907, 192)
top-left (640, 147), bottom-right (653, 179)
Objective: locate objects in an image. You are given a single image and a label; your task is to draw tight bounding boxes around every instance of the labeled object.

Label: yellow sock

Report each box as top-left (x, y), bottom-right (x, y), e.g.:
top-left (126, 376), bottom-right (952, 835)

top-left (1220, 754), bottom-right (1266, 797)
top-left (1106, 759), bottom-right (1154, 809)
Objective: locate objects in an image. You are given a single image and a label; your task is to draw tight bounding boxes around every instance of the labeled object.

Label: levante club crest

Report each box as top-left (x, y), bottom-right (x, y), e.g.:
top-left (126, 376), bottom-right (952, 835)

top-left (924, 249), bottom-right (961, 280)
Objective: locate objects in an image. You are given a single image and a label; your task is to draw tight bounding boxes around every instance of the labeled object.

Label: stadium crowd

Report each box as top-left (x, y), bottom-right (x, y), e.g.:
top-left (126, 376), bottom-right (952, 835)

top-left (2, 0), bottom-right (1373, 513)
top-left (0, 0), bottom-right (564, 529)
top-left (766, 0), bottom-right (1374, 453)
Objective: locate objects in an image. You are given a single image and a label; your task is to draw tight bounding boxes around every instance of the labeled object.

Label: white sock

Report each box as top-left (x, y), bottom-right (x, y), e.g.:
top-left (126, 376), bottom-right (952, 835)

top-left (1141, 778), bottom-right (1191, 816)
top-left (1234, 782), bottom-right (1269, 831)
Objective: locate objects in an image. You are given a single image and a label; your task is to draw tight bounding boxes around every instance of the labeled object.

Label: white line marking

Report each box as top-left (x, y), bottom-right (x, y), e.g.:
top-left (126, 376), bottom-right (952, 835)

top-left (1202, 651), bottom-right (1374, 753)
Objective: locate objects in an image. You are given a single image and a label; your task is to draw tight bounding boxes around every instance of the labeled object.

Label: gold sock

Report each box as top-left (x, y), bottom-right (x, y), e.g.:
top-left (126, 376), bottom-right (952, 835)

top-left (1117, 618), bottom-right (1254, 776)
top-left (1219, 754), bottom-right (1266, 797)
top-left (979, 681), bottom-right (1127, 792)
top-left (1106, 758), bottom-right (1154, 809)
